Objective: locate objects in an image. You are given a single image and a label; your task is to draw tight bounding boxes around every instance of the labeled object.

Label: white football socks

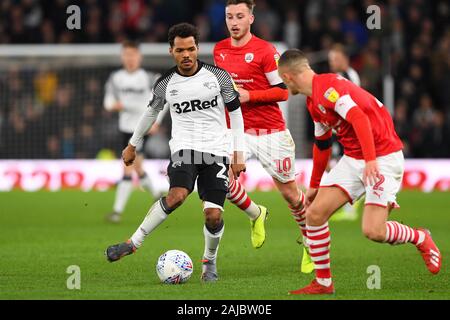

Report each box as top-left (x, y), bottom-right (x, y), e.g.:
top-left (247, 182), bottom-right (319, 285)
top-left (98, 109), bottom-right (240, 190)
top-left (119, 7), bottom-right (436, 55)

top-left (131, 200), bottom-right (169, 248)
top-left (203, 224), bottom-right (225, 261)
top-left (246, 202), bottom-right (261, 221)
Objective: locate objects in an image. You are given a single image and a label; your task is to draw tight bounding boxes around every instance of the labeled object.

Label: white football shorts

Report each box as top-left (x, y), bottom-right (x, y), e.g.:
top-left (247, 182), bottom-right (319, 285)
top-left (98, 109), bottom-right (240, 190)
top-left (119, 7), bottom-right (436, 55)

top-left (321, 150), bottom-right (404, 208)
top-left (244, 129), bottom-right (296, 183)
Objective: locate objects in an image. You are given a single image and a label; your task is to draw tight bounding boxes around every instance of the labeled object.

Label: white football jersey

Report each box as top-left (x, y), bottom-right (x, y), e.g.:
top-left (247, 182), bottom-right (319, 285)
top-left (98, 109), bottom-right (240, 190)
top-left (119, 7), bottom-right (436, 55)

top-left (104, 68), bottom-right (160, 133)
top-left (149, 61), bottom-right (240, 157)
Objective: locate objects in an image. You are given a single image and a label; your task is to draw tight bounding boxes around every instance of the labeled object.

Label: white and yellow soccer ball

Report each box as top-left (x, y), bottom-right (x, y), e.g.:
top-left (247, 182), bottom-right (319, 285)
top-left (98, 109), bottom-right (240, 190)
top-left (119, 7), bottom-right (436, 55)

top-left (156, 250), bottom-right (193, 284)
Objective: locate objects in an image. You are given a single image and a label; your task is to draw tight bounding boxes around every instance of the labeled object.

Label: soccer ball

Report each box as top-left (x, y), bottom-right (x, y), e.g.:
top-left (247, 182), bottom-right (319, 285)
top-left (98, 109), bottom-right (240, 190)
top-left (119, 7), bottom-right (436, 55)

top-left (156, 250), bottom-right (193, 284)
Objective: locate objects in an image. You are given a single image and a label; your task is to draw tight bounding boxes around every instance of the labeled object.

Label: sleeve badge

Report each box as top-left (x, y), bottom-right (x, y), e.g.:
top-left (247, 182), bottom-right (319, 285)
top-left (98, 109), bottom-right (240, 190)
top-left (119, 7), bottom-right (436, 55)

top-left (324, 87), bottom-right (340, 103)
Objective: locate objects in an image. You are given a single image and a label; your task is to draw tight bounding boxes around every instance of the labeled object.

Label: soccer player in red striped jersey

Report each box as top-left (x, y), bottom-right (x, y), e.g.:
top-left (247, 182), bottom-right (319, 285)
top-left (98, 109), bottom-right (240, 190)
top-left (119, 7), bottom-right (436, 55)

top-left (278, 49), bottom-right (441, 295)
top-left (214, 0), bottom-right (313, 273)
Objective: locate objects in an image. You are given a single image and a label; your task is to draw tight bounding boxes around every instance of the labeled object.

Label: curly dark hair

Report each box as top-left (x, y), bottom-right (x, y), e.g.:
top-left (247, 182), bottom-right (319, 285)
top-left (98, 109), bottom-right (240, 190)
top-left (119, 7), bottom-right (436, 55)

top-left (168, 23), bottom-right (199, 47)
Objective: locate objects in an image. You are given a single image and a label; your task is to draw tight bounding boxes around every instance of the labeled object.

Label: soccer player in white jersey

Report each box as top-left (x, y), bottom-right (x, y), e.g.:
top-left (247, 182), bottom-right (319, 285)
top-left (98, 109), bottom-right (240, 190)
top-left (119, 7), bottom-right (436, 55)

top-left (105, 23), bottom-right (246, 282)
top-left (103, 41), bottom-right (167, 223)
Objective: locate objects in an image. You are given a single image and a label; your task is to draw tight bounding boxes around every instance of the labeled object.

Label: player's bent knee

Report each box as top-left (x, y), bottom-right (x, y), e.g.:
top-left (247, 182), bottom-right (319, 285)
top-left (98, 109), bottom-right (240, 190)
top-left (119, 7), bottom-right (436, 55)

top-left (204, 208), bottom-right (222, 228)
top-left (203, 200), bottom-right (224, 230)
top-left (165, 189), bottom-right (189, 208)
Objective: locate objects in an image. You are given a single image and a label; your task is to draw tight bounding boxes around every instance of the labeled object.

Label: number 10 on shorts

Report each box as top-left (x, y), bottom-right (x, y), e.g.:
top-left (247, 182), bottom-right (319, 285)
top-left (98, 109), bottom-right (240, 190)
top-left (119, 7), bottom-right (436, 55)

top-left (274, 158), bottom-right (292, 177)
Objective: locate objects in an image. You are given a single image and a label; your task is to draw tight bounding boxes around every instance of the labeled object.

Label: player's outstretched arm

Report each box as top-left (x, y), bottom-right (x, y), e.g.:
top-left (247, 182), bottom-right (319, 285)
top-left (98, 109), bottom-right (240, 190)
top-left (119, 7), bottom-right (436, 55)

top-left (241, 45), bottom-right (289, 104)
top-left (239, 83), bottom-right (289, 104)
top-left (229, 107), bottom-right (246, 179)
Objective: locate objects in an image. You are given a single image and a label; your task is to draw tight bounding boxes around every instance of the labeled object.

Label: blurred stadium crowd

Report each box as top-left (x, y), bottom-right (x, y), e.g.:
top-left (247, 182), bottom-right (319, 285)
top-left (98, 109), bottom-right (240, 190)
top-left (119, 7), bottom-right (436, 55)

top-left (0, 0), bottom-right (449, 159)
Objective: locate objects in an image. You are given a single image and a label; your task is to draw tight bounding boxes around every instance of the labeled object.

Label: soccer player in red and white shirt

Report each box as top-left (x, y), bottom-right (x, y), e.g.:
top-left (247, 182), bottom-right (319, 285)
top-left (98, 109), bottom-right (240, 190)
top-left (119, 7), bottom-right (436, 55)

top-left (214, 0), bottom-right (313, 272)
top-left (278, 49), bottom-right (441, 294)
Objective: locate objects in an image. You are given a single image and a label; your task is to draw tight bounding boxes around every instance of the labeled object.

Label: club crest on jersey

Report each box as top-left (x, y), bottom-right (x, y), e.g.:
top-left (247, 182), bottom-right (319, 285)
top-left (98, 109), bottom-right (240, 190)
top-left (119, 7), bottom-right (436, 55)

top-left (172, 161), bottom-right (182, 168)
top-left (203, 82), bottom-right (217, 90)
top-left (318, 104), bottom-right (326, 114)
top-left (274, 53), bottom-right (280, 66)
top-left (324, 87), bottom-right (340, 103)
top-left (244, 53), bottom-right (254, 63)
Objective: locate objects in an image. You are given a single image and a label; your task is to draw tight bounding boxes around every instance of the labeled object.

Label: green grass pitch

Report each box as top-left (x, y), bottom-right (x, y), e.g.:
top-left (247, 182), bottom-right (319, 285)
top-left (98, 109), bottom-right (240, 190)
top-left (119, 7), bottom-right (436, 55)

top-left (0, 190), bottom-right (448, 300)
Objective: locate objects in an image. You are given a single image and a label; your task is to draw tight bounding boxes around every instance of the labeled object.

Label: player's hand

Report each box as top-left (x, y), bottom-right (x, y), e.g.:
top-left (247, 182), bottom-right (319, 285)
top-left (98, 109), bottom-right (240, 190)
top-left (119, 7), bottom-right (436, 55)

top-left (231, 151), bottom-right (246, 179)
top-left (149, 123), bottom-right (160, 135)
top-left (363, 160), bottom-right (380, 186)
top-left (238, 88), bottom-right (250, 103)
top-left (305, 188), bottom-right (318, 208)
top-left (231, 163), bottom-right (246, 179)
top-left (122, 144), bottom-right (136, 166)
top-left (112, 101), bottom-right (124, 111)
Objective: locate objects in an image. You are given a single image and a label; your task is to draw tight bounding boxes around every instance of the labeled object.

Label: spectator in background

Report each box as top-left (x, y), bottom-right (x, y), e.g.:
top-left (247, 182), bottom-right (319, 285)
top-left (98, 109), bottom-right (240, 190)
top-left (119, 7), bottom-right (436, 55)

top-left (341, 6), bottom-right (368, 48)
top-left (106, 1), bottom-right (126, 42)
top-left (61, 126), bottom-right (75, 159)
top-left (39, 19), bottom-right (56, 43)
top-left (83, 7), bottom-right (103, 43)
top-left (393, 99), bottom-right (411, 156)
top-left (120, 0), bottom-right (146, 39)
top-left (431, 31), bottom-right (450, 110)
top-left (283, 10), bottom-right (301, 48)
top-left (359, 49), bottom-right (381, 97)
top-left (45, 135), bottom-right (61, 159)
top-left (136, 4), bottom-right (155, 38)
top-left (327, 16), bottom-right (344, 44)
top-left (304, 17), bottom-right (323, 51)
top-left (2, 110), bottom-right (28, 158)
top-left (404, 6), bottom-right (422, 46)
top-left (34, 68), bottom-right (58, 106)
top-left (413, 94), bottom-right (435, 127)
top-left (253, 0), bottom-right (280, 40)
top-left (328, 43), bottom-right (361, 86)
top-left (43, 84), bottom-right (76, 138)
top-left (207, 0), bottom-right (227, 41)
top-left (390, 18), bottom-right (404, 56)
top-left (84, 78), bottom-right (102, 104)
top-left (194, 14), bottom-right (211, 42)
top-left (410, 94), bottom-right (436, 157)
top-left (9, 5), bottom-right (30, 43)
top-left (75, 124), bottom-right (98, 158)
top-left (426, 111), bottom-right (448, 157)
top-left (22, 0), bottom-right (43, 36)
